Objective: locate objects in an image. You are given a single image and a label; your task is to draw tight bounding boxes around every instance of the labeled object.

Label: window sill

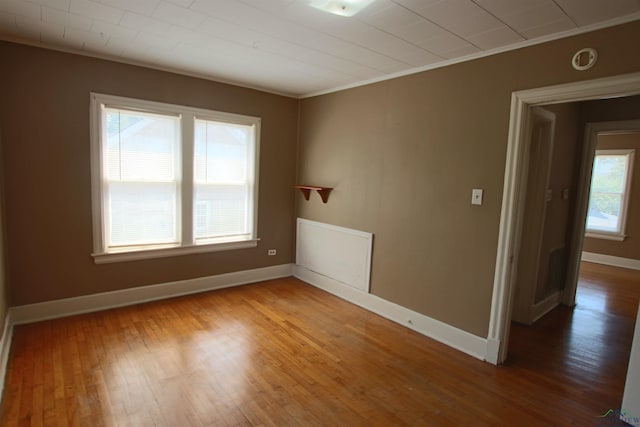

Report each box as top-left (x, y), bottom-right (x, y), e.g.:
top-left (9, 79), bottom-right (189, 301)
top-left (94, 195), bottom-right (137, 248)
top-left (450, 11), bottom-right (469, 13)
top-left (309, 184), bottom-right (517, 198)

top-left (585, 232), bottom-right (626, 242)
top-left (92, 239), bottom-right (259, 264)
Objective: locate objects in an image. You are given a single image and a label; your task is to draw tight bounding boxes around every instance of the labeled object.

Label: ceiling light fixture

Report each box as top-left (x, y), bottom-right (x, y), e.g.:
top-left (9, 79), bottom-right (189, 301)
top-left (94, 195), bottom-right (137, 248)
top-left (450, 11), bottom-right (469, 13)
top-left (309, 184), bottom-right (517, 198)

top-left (309, 0), bottom-right (377, 17)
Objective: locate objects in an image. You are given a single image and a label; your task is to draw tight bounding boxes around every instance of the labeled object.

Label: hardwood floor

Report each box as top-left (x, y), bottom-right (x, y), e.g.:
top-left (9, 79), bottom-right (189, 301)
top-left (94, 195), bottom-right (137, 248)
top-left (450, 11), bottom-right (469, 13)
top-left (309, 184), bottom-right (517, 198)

top-left (0, 262), bottom-right (638, 426)
top-left (508, 261), bottom-right (640, 425)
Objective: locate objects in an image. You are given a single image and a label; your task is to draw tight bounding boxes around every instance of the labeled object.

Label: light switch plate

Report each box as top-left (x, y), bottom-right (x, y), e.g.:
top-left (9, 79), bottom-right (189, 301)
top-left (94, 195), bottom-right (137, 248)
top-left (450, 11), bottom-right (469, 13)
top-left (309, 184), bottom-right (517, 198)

top-left (472, 189), bottom-right (483, 206)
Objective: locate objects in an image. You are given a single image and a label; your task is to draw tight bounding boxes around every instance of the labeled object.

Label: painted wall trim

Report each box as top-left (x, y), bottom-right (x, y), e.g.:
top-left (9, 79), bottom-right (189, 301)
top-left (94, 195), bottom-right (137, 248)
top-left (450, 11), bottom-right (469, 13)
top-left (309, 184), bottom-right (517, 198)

top-left (531, 291), bottom-right (562, 324)
top-left (582, 252), bottom-right (640, 271)
top-left (489, 72), bottom-right (640, 364)
top-left (0, 312), bottom-right (13, 401)
top-left (293, 265), bottom-right (491, 363)
top-left (9, 264), bottom-right (294, 325)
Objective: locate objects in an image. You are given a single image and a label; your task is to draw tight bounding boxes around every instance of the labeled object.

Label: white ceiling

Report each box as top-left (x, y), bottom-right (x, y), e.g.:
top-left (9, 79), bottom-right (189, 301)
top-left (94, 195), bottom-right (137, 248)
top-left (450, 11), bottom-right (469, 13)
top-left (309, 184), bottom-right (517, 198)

top-left (0, 0), bottom-right (639, 97)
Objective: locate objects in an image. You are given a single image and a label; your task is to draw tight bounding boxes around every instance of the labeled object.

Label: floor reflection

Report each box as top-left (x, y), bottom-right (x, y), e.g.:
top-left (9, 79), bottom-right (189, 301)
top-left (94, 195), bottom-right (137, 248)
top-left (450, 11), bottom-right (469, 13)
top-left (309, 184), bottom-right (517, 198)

top-left (508, 262), bottom-right (640, 412)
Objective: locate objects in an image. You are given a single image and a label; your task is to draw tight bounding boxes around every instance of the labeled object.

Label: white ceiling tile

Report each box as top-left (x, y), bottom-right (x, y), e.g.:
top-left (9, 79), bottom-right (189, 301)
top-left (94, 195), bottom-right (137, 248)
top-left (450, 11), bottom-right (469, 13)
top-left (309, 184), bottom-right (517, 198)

top-left (136, 31), bottom-right (177, 50)
top-left (193, 0), bottom-right (322, 50)
top-left (379, 17), bottom-right (446, 45)
top-left (16, 15), bottom-right (64, 37)
top-left (0, 0), bottom-right (41, 19)
top-left (64, 25), bottom-right (108, 46)
top-left (166, 25), bottom-right (218, 48)
top-left (91, 19), bottom-right (136, 40)
top-left (554, 0), bottom-right (640, 26)
top-left (392, 0), bottom-right (442, 11)
top-left (360, 3), bottom-right (421, 31)
top-left (521, 17), bottom-right (577, 39)
top-left (197, 16), bottom-right (254, 45)
top-left (304, 31), bottom-right (406, 72)
top-left (0, 0), bottom-right (637, 96)
top-left (246, 11), bottom-right (326, 44)
top-left (82, 32), bottom-right (111, 49)
top-left (152, 1), bottom-right (205, 28)
top-left (69, 0), bottom-right (123, 24)
top-left (164, 0), bottom-right (193, 7)
top-left (120, 11), bottom-right (170, 35)
top-left (295, 50), bottom-right (378, 79)
top-left (86, 37), bottom-right (124, 55)
top-left (98, 0), bottom-right (161, 16)
top-left (417, 0), bottom-right (506, 37)
top-left (473, 0), bottom-right (569, 34)
top-left (26, 0), bottom-right (71, 12)
top-left (282, 1), bottom-right (372, 36)
top-left (328, 24), bottom-right (384, 46)
top-left (351, 0), bottom-right (395, 18)
top-left (415, 32), bottom-right (473, 56)
top-left (103, 36), bottom-right (129, 54)
top-left (502, 4), bottom-right (568, 33)
top-left (465, 26), bottom-right (524, 49)
top-left (119, 44), bottom-right (166, 64)
top-left (42, 31), bottom-right (79, 48)
top-left (190, 0), bottom-right (248, 21)
top-left (250, 35), bottom-right (309, 59)
top-left (440, 44), bottom-right (481, 59)
top-left (354, 27), bottom-right (442, 66)
top-left (42, 6), bottom-right (91, 31)
top-left (471, 0), bottom-right (541, 16)
top-left (236, 0), bottom-right (296, 13)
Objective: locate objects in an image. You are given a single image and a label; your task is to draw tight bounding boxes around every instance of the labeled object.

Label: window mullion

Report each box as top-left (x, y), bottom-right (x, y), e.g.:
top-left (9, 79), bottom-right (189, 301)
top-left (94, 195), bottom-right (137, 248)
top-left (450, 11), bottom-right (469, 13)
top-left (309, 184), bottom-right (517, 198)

top-left (182, 113), bottom-right (195, 246)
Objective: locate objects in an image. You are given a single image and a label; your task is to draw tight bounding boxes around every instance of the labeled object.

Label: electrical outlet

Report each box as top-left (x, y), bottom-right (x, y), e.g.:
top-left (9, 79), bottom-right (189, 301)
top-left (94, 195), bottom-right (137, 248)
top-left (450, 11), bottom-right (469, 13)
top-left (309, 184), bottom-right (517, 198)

top-left (268, 249), bottom-right (276, 256)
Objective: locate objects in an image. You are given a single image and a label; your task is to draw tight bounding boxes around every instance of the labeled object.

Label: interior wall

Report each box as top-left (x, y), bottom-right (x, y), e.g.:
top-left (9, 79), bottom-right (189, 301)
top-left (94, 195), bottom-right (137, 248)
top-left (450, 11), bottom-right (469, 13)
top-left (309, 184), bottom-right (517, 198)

top-left (298, 21), bottom-right (640, 338)
top-left (583, 132), bottom-right (640, 260)
top-left (0, 41), bottom-right (298, 306)
top-left (0, 125), bottom-right (8, 334)
top-left (534, 103), bottom-right (581, 303)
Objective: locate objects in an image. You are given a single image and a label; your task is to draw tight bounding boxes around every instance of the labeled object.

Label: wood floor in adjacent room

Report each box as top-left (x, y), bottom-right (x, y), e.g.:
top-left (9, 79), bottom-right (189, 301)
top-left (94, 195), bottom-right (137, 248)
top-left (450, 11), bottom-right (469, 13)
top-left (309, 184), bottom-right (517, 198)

top-left (0, 262), bottom-right (638, 426)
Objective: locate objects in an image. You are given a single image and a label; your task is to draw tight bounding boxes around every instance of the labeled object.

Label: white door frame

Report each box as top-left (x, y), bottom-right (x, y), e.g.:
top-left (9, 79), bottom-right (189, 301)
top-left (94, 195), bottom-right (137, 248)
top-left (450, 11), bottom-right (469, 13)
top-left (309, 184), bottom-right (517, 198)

top-left (486, 72), bottom-right (640, 365)
top-left (511, 107), bottom-right (556, 325)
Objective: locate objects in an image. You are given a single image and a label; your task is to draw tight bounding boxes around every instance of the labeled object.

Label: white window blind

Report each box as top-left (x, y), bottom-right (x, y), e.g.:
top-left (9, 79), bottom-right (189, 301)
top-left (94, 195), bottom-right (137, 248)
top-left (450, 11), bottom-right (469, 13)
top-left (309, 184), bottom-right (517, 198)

top-left (90, 93), bottom-right (260, 263)
top-left (194, 119), bottom-right (254, 243)
top-left (103, 108), bottom-right (180, 248)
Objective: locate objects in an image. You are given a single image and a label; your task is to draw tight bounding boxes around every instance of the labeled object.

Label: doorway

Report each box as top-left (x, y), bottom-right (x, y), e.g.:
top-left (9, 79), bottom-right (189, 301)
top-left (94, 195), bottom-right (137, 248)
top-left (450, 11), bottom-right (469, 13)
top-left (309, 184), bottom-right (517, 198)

top-left (486, 71), bottom-right (640, 365)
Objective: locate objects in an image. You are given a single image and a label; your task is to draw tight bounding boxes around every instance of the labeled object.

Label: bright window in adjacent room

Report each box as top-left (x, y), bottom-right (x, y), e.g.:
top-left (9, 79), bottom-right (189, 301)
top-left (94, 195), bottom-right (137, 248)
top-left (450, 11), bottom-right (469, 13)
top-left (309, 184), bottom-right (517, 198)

top-left (585, 149), bottom-right (635, 240)
top-left (90, 93), bottom-right (260, 263)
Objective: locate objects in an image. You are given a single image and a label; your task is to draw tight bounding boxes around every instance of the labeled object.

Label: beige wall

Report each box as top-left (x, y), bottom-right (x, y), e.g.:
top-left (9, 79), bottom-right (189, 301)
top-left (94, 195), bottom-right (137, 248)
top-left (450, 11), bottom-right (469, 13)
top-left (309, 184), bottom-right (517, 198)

top-left (0, 126), bottom-right (8, 335)
top-left (298, 21), bottom-right (640, 337)
top-left (582, 132), bottom-right (640, 260)
top-left (0, 41), bottom-right (298, 306)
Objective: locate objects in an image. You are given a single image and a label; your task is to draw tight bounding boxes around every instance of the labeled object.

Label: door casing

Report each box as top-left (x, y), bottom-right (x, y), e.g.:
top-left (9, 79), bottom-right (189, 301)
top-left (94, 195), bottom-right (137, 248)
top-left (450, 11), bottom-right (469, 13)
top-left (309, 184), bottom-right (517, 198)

top-left (486, 72), bottom-right (640, 365)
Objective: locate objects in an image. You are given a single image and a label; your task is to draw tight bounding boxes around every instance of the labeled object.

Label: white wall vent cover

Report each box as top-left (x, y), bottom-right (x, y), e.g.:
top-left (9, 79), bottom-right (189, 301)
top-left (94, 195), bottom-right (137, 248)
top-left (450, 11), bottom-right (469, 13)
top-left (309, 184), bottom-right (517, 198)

top-left (296, 218), bottom-right (373, 293)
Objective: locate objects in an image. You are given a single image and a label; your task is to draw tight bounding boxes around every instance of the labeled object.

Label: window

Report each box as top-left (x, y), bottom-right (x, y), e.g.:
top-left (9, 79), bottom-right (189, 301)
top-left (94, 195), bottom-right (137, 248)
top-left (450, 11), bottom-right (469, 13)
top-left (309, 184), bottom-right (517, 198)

top-left (90, 93), bottom-right (260, 263)
top-left (585, 149), bottom-right (635, 240)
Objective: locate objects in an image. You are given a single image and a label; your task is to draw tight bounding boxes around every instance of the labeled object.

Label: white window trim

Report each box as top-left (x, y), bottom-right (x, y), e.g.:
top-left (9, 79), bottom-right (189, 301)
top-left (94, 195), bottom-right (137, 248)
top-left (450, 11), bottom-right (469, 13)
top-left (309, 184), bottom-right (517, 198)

top-left (90, 93), bottom-right (261, 264)
top-left (585, 148), bottom-right (634, 241)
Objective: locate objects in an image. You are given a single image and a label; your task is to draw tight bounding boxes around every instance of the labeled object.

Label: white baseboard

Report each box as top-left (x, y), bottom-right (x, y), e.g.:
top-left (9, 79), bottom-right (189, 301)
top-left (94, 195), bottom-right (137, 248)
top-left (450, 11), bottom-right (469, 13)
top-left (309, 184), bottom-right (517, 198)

top-left (531, 291), bottom-right (562, 323)
top-left (581, 252), bottom-right (640, 271)
top-left (293, 265), bottom-right (491, 362)
top-left (0, 312), bottom-right (13, 401)
top-left (10, 264), bottom-right (294, 325)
